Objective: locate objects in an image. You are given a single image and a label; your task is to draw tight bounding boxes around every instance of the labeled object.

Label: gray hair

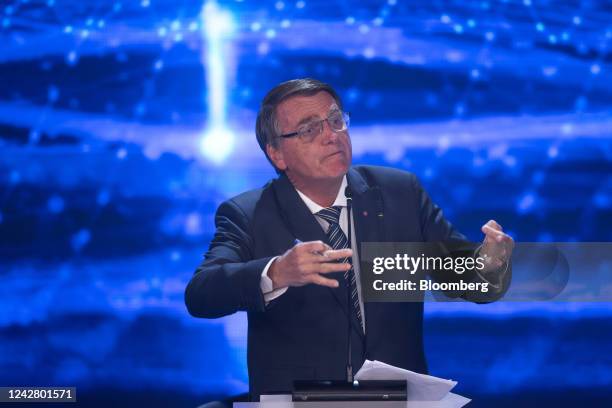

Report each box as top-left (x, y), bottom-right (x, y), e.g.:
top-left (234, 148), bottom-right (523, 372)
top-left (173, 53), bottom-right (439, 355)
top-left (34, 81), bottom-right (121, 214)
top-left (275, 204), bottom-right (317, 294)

top-left (255, 78), bottom-right (343, 172)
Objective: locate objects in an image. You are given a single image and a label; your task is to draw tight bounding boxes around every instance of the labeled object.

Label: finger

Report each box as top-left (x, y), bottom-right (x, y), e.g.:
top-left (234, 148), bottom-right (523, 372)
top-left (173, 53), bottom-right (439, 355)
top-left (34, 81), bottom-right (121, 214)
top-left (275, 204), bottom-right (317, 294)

top-left (298, 248), bottom-right (352, 265)
top-left (483, 243), bottom-right (512, 262)
top-left (298, 251), bottom-right (333, 264)
top-left (321, 248), bottom-right (353, 260)
top-left (309, 274), bottom-right (340, 288)
top-left (482, 225), bottom-right (510, 242)
top-left (490, 219), bottom-right (503, 231)
top-left (496, 231), bottom-right (513, 244)
top-left (305, 261), bottom-right (352, 274)
top-left (481, 221), bottom-right (501, 234)
top-left (481, 225), bottom-right (499, 243)
top-left (297, 240), bottom-right (332, 254)
top-left (320, 261), bottom-right (353, 274)
top-left (492, 258), bottom-right (504, 268)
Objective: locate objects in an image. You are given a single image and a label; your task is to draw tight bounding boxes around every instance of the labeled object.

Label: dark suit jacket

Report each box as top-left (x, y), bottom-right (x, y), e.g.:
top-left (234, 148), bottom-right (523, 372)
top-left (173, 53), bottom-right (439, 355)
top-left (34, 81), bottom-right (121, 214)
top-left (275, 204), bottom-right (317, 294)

top-left (185, 165), bottom-right (510, 399)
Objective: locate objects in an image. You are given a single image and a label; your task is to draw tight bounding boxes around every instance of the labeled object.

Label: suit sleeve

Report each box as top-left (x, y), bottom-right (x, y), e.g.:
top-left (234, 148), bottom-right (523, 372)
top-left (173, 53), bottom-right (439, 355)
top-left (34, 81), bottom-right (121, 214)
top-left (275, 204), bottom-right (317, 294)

top-left (413, 175), bottom-right (466, 242)
top-left (412, 176), bottom-right (511, 302)
top-left (184, 199), bottom-right (272, 318)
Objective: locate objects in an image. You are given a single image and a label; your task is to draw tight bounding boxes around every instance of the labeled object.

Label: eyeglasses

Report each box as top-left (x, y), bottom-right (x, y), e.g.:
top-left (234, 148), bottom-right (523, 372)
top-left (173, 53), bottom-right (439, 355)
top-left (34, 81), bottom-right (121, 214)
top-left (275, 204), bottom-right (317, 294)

top-left (279, 111), bottom-right (350, 143)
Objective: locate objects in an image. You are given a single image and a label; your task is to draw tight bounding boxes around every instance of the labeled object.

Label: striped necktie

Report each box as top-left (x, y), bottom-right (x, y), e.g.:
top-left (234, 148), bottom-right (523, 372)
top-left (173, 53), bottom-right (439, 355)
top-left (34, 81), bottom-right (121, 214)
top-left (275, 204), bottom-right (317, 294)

top-left (316, 206), bottom-right (363, 328)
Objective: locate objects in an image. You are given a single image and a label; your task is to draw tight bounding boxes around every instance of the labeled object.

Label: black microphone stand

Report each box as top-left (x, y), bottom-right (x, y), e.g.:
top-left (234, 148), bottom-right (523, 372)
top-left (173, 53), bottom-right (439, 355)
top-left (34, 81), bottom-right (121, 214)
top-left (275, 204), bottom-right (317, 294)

top-left (345, 186), bottom-right (354, 383)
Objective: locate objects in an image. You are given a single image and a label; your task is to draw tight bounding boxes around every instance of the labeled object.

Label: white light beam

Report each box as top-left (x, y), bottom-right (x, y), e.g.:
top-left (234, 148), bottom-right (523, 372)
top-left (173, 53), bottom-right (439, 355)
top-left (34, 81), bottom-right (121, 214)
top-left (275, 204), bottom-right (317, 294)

top-left (200, 1), bottom-right (235, 164)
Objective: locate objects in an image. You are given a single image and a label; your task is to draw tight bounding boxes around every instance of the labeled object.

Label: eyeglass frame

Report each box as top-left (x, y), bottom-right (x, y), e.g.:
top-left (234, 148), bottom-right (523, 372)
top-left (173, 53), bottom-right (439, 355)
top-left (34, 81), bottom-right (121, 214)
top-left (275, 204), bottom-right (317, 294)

top-left (277, 111), bottom-right (351, 143)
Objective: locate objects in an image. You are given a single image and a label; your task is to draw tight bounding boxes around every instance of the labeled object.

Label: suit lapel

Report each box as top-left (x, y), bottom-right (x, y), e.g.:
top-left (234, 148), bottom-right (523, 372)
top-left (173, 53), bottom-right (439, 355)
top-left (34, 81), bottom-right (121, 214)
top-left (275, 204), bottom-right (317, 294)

top-left (271, 170), bottom-right (384, 341)
top-left (271, 174), bottom-right (351, 320)
top-left (347, 168), bottom-right (385, 340)
top-left (271, 173), bottom-right (328, 244)
top-left (347, 168), bottom-right (385, 261)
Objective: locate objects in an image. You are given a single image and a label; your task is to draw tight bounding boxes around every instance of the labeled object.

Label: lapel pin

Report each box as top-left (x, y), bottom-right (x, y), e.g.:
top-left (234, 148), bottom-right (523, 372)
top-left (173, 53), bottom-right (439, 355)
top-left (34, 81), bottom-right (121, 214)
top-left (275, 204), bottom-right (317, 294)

top-left (362, 211), bottom-right (368, 217)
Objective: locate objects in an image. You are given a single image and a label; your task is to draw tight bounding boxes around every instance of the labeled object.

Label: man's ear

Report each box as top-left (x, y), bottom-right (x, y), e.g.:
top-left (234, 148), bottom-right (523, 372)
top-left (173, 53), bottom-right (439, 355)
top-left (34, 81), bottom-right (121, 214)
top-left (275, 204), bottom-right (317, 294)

top-left (266, 143), bottom-right (287, 171)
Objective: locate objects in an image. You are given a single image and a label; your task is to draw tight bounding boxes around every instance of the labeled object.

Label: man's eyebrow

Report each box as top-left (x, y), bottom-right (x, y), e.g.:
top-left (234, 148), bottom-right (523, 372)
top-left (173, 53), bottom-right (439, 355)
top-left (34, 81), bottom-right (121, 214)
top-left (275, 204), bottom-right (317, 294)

top-left (295, 114), bottom-right (319, 127)
top-left (295, 107), bottom-right (340, 127)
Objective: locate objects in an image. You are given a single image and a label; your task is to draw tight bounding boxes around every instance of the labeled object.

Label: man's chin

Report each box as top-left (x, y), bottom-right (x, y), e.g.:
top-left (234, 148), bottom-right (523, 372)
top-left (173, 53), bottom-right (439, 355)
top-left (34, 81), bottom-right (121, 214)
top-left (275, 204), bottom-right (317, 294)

top-left (323, 163), bottom-right (350, 179)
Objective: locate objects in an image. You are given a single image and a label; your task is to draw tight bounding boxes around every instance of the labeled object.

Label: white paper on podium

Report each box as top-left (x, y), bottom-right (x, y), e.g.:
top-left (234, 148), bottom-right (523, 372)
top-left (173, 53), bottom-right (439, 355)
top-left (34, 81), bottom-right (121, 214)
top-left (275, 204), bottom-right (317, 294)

top-left (434, 392), bottom-right (471, 408)
top-left (354, 360), bottom-right (459, 402)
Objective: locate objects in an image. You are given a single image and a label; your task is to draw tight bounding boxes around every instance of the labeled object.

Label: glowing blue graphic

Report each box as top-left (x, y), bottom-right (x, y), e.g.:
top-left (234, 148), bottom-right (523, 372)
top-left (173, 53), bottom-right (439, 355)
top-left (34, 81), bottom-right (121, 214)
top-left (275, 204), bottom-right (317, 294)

top-left (200, 1), bottom-right (235, 164)
top-left (0, 0), bottom-right (611, 406)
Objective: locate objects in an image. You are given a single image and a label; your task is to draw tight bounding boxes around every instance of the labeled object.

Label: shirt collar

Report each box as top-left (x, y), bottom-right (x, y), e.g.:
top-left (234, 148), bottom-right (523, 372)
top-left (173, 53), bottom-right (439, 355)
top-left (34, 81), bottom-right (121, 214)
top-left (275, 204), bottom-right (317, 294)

top-left (295, 175), bottom-right (348, 215)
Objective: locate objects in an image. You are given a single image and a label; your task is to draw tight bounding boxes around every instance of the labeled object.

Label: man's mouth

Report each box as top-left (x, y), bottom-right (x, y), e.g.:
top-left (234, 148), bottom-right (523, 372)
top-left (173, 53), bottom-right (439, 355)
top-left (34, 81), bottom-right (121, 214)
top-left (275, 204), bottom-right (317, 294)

top-left (325, 151), bottom-right (343, 159)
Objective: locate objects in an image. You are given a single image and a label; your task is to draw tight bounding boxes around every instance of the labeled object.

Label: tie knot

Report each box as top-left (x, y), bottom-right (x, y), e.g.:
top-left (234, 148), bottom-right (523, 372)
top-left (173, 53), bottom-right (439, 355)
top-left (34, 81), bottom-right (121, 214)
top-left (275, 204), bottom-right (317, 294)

top-left (317, 206), bottom-right (342, 225)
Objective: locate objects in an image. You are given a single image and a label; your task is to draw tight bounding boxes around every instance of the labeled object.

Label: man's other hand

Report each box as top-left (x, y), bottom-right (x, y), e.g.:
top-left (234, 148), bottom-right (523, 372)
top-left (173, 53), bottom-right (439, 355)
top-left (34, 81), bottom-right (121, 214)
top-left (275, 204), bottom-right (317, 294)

top-left (480, 219), bottom-right (514, 272)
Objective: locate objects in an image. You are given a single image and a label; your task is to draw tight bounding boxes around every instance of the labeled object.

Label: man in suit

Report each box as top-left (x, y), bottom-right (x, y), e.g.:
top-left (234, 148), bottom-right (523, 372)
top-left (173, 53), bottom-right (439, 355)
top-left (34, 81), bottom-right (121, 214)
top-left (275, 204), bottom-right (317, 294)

top-left (185, 78), bottom-right (513, 404)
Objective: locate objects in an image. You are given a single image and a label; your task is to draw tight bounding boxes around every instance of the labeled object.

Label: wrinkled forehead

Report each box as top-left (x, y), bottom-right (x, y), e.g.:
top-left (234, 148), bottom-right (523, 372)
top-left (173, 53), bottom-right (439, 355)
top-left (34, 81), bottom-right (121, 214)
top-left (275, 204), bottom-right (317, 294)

top-left (275, 91), bottom-right (339, 132)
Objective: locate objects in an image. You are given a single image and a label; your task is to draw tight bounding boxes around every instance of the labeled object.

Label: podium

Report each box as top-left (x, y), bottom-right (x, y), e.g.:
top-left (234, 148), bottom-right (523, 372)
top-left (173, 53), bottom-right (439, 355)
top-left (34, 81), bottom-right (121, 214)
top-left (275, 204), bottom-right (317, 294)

top-left (234, 361), bottom-right (470, 407)
top-left (234, 393), bottom-right (470, 408)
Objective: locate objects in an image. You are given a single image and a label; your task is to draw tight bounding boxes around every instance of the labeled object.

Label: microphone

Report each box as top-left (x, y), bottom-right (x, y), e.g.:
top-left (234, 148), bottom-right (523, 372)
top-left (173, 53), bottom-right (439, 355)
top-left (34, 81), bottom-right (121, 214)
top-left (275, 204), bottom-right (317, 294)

top-left (344, 186), bottom-right (354, 383)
